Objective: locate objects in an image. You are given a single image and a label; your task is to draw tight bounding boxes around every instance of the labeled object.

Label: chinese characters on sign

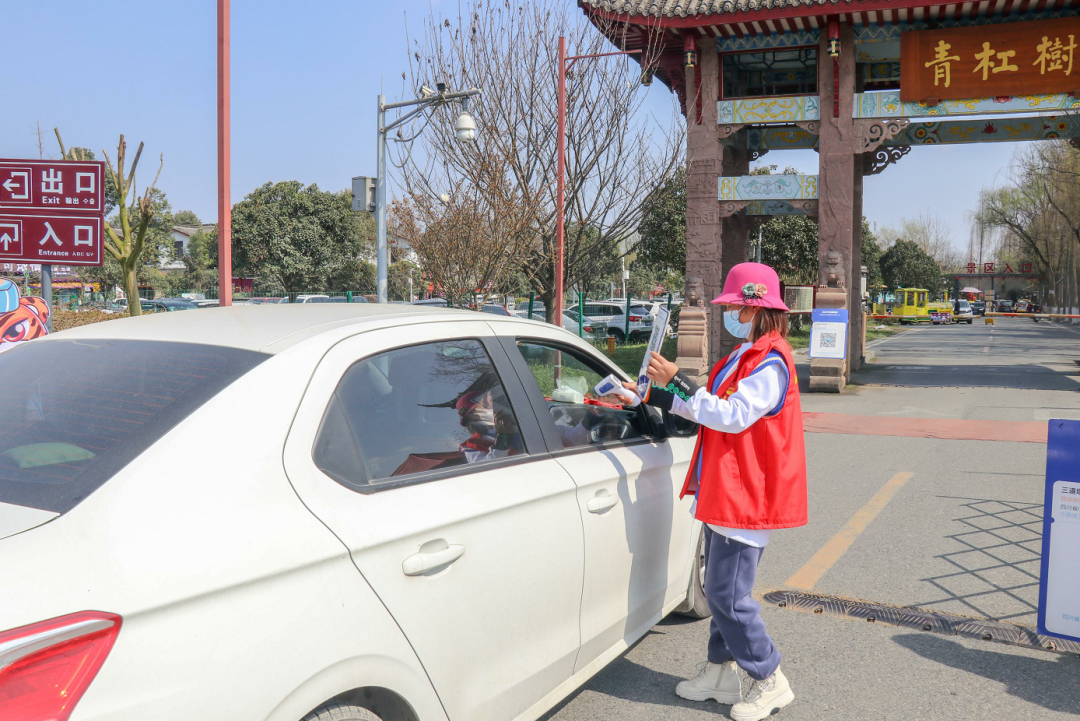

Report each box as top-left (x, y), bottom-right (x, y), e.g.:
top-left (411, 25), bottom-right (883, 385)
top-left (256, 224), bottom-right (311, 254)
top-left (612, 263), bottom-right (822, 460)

top-left (901, 16), bottom-right (1080, 102)
top-left (0, 160), bottom-right (105, 267)
top-left (0, 215), bottom-right (103, 265)
top-left (0, 160), bottom-right (103, 213)
top-left (963, 262), bottom-right (1035, 274)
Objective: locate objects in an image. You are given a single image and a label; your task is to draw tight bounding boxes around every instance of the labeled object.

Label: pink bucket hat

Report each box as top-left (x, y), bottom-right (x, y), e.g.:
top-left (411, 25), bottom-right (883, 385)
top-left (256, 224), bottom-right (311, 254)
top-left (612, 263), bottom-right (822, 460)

top-left (710, 262), bottom-right (789, 311)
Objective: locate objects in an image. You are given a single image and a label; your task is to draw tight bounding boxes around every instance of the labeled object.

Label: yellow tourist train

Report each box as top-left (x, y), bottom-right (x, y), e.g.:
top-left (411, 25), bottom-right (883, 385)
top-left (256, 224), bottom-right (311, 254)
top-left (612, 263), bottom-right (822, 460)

top-left (891, 288), bottom-right (931, 324)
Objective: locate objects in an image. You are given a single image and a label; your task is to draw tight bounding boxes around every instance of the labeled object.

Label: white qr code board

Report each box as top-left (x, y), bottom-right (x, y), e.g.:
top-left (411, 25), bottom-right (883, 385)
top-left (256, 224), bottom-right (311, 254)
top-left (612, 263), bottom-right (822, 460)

top-left (809, 308), bottom-right (848, 360)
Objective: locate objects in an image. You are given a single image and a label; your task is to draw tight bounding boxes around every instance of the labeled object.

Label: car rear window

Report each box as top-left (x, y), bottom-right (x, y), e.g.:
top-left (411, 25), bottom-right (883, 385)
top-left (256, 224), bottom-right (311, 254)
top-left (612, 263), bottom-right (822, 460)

top-left (0, 339), bottom-right (269, 514)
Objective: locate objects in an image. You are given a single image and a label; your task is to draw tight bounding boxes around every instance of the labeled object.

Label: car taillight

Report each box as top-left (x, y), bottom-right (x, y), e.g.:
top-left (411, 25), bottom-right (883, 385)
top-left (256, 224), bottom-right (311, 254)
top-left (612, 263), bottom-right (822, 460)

top-left (629, 315), bottom-right (642, 322)
top-left (584, 325), bottom-right (594, 332)
top-left (0, 611), bottom-right (122, 721)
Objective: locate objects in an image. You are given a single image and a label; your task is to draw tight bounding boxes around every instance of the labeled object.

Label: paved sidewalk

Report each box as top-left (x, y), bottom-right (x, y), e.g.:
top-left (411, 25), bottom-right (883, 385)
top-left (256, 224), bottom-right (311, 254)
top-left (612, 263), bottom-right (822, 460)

top-left (543, 319), bottom-right (1080, 721)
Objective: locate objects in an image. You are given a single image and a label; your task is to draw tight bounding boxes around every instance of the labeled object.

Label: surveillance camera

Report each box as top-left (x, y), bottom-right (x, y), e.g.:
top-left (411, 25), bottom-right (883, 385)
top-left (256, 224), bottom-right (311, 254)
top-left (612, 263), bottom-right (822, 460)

top-left (420, 85), bottom-right (436, 98)
top-left (455, 111), bottom-right (477, 142)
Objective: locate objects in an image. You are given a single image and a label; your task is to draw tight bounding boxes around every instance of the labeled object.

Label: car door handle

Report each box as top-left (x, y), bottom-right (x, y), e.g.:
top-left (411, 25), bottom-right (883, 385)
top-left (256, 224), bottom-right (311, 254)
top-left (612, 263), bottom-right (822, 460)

top-left (587, 493), bottom-right (619, 514)
top-left (402, 544), bottom-right (465, 576)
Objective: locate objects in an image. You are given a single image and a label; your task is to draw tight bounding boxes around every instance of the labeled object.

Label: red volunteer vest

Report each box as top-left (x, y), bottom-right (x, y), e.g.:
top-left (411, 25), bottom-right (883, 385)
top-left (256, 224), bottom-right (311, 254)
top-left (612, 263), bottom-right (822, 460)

top-left (678, 332), bottom-right (808, 530)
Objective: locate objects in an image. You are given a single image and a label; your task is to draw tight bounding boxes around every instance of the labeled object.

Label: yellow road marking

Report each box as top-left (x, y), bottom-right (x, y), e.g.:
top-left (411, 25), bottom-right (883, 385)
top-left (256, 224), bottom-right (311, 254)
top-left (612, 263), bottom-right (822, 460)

top-left (785, 472), bottom-right (914, 590)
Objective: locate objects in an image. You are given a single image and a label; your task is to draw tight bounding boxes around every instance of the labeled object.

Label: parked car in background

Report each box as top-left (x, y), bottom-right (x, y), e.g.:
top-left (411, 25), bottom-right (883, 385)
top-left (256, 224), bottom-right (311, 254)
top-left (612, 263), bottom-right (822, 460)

top-left (952, 299), bottom-right (974, 324)
top-left (567, 301), bottom-right (654, 342)
top-left (411, 297), bottom-right (449, 307)
top-left (247, 297), bottom-right (289, 305)
top-left (480, 304), bottom-right (512, 317)
top-left (0, 306), bottom-right (704, 721)
top-left (514, 300), bottom-right (546, 318)
top-left (994, 299), bottom-right (1013, 313)
top-left (294, 295), bottom-right (332, 304)
top-left (192, 299), bottom-right (219, 308)
top-left (971, 301), bottom-right (986, 316)
top-left (142, 298), bottom-right (198, 313)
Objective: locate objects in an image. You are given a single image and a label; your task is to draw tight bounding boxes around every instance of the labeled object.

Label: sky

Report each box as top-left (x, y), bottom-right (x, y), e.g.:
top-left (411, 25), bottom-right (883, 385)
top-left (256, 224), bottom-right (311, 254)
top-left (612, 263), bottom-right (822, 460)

top-left (0, 0), bottom-right (1022, 255)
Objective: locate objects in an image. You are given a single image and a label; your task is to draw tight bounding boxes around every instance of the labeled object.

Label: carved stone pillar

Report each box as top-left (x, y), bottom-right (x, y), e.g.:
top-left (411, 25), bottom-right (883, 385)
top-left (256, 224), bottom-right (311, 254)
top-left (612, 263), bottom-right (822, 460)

top-left (719, 139), bottom-right (751, 360)
top-left (851, 160), bottom-right (865, 371)
top-left (812, 24), bottom-right (858, 391)
top-left (684, 47), bottom-right (723, 367)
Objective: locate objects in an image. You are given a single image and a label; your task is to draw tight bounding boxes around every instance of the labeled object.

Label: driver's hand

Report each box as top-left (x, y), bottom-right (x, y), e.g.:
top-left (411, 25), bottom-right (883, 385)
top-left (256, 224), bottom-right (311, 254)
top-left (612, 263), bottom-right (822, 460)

top-left (645, 351), bottom-right (679, 387)
top-left (494, 410), bottom-right (517, 436)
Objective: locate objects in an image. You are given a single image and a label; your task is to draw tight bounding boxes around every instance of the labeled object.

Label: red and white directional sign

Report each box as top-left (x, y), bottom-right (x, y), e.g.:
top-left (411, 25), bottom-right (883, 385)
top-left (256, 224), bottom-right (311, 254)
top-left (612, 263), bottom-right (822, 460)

top-left (0, 214), bottom-right (103, 266)
top-left (0, 159), bottom-right (105, 214)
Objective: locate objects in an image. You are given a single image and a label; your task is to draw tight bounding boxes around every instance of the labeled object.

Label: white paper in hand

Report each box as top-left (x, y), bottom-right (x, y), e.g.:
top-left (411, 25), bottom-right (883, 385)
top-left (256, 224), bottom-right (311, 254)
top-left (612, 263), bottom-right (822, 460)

top-left (636, 306), bottom-right (671, 398)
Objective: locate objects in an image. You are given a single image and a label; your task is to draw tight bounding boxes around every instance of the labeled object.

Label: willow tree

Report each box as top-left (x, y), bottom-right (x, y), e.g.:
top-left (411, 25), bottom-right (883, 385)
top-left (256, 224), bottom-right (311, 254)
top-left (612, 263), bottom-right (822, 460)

top-left (58, 130), bottom-right (162, 316)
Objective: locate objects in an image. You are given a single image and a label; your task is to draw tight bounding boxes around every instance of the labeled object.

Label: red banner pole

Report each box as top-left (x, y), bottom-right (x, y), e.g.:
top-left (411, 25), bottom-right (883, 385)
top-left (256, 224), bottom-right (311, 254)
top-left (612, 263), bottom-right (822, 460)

top-left (554, 35), bottom-right (567, 329)
top-left (217, 0), bottom-right (233, 306)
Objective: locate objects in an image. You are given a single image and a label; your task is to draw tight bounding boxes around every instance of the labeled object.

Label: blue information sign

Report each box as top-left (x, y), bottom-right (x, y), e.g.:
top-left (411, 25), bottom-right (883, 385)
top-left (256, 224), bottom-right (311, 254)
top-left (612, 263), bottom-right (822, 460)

top-left (1038, 419), bottom-right (1080, 644)
top-left (809, 308), bottom-right (849, 360)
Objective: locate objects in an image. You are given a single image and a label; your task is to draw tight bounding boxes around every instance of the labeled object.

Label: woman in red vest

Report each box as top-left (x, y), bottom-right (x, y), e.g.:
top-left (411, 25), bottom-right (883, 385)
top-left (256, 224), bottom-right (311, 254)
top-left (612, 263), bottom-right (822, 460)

top-left (636, 262), bottom-right (807, 721)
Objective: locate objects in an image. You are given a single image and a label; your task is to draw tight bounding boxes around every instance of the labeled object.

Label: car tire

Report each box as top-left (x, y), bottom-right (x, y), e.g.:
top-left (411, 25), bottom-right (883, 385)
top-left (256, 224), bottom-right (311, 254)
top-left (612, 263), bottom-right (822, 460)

top-left (609, 329), bottom-right (625, 342)
top-left (675, 527), bottom-right (711, 619)
top-left (967, 319), bottom-right (972, 324)
top-left (301, 703), bottom-right (382, 721)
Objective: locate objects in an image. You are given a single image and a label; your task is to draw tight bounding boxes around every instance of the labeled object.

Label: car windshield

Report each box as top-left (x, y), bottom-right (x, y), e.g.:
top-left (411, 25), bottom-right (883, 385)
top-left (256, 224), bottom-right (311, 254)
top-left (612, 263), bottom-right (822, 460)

top-left (0, 339), bottom-right (269, 514)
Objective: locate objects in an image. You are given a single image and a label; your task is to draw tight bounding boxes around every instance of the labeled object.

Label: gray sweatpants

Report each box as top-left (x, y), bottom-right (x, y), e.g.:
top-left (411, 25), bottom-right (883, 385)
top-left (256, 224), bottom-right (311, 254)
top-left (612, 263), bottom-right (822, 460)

top-left (704, 525), bottom-right (782, 681)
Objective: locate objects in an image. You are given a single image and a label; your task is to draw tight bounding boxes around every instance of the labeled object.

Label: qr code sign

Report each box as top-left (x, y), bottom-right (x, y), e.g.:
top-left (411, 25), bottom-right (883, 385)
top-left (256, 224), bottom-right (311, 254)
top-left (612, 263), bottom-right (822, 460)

top-left (820, 332), bottom-right (837, 348)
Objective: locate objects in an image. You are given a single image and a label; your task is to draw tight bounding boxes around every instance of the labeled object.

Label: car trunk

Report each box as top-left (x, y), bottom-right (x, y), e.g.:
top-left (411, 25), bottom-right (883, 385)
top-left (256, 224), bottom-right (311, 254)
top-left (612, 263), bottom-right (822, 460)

top-left (0, 501), bottom-right (57, 540)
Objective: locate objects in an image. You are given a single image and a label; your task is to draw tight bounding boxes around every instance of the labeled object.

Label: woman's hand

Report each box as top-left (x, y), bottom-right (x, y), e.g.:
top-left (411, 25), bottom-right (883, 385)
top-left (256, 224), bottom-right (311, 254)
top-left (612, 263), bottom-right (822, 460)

top-left (645, 351), bottom-right (679, 387)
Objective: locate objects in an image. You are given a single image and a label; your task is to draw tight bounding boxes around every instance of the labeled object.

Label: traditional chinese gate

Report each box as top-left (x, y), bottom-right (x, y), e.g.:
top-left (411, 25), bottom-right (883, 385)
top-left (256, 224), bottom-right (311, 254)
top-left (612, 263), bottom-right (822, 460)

top-left (579, 0), bottom-right (1080, 391)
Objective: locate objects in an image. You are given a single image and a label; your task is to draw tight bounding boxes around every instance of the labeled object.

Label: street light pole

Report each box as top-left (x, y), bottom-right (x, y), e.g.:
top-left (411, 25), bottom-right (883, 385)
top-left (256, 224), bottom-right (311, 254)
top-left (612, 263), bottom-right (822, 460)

top-left (375, 87), bottom-right (481, 304)
top-left (553, 38), bottom-right (641, 328)
top-left (376, 94), bottom-right (388, 303)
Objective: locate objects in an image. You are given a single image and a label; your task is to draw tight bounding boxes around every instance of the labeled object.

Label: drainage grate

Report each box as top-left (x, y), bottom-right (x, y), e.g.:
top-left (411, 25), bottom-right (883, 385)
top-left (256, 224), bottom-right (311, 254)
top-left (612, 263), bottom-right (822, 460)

top-left (763, 590), bottom-right (1080, 655)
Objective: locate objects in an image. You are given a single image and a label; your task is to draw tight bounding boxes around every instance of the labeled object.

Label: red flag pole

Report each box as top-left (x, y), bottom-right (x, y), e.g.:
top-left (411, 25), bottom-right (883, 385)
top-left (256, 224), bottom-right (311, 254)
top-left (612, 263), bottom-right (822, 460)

top-left (217, 0), bottom-right (233, 306)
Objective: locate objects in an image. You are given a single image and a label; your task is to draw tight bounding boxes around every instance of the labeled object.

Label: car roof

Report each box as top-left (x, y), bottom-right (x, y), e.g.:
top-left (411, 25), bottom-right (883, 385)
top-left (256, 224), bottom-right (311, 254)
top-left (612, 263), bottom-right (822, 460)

top-left (41, 304), bottom-right (547, 355)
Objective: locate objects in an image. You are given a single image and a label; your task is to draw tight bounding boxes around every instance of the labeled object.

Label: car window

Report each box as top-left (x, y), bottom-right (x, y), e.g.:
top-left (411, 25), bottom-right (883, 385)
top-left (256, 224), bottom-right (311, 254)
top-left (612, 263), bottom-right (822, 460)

top-left (0, 339), bottom-right (269, 514)
top-left (312, 340), bottom-right (526, 490)
top-left (515, 341), bottom-right (646, 449)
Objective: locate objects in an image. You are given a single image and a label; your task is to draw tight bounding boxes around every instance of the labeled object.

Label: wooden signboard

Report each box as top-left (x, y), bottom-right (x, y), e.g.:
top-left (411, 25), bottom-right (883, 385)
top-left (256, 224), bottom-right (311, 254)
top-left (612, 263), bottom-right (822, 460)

top-left (901, 16), bottom-right (1080, 102)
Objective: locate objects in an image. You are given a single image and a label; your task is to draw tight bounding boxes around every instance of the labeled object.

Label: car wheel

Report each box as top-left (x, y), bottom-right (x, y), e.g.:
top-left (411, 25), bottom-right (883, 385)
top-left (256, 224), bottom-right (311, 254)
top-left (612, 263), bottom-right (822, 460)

top-left (609, 329), bottom-right (625, 342)
top-left (675, 527), bottom-right (711, 619)
top-left (301, 703), bottom-right (382, 721)
top-left (967, 319), bottom-right (972, 324)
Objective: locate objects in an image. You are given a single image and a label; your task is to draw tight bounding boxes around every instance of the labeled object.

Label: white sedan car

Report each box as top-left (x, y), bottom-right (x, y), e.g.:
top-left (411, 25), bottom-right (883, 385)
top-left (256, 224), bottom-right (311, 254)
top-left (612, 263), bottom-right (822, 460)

top-left (0, 305), bottom-right (705, 721)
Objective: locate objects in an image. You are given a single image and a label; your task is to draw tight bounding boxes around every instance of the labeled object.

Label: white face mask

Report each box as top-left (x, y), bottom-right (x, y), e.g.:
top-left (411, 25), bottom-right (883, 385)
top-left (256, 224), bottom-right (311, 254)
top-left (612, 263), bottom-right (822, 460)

top-left (723, 309), bottom-right (754, 338)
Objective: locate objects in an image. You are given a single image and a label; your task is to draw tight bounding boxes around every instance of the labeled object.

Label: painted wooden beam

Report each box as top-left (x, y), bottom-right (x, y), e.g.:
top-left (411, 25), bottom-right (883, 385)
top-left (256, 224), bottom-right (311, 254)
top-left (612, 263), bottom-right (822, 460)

top-left (722, 92), bottom-right (1080, 126)
top-left (747, 200), bottom-right (817, 216)
top-left (718, 97), bottom-right (821, 124)
top-left (854, 91), bottom-right (1080, 118)
top-left (746, 114), bottom-right (1080, 150)
top-left (718, 174), bottom-right (819, 201)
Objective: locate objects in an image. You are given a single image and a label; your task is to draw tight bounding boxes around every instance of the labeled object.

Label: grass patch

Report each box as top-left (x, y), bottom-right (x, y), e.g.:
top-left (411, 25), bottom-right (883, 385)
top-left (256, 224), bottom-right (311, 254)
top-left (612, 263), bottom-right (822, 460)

top-left (594, 336), bottom-right (678, 376)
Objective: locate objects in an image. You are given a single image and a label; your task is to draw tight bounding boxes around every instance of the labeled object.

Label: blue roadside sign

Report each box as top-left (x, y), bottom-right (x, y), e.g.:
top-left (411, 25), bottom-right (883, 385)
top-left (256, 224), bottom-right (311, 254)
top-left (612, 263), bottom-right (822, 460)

top-left (809, 307), bottom-right (849, 360)
top-left (1037, 419), bottom-right (1080, 644)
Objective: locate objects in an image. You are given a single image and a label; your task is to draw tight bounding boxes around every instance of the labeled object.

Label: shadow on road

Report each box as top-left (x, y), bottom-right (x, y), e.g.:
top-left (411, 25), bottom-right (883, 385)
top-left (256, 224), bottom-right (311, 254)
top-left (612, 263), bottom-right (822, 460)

top-left (850, 363), bottom-right (1080, 391)
top-left (893, 634), bottom-right (1080, 714)
top-left (914, 497), bottom-right (1042, 623)
top-left (538, 621), bottom-right (710, 719)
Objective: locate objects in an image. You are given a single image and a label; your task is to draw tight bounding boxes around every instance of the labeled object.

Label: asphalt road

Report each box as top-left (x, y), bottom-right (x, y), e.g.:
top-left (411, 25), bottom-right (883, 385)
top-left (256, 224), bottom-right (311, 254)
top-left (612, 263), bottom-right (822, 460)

top-left (542, 319), bottom-right (1080, 721)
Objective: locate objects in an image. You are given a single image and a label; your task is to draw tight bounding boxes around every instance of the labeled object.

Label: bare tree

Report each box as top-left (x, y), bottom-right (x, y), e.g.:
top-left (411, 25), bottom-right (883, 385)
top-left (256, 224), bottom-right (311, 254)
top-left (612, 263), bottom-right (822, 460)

top-left (389, 165), bottom-right (538, 308)
top-left (894, 212), bottom-right (963, 271)
top-left (395, 0), bottom-right (682, 316)
top-left (57, 129), bottom-right (162, 317)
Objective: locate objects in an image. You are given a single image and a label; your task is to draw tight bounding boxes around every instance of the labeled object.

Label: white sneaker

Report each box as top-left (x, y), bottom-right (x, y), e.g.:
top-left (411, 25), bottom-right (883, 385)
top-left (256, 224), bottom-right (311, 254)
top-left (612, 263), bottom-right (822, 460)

top-left (730, 667), bottom-right (794, 721)
top-left (675, 660), bottom-right (742, 704)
